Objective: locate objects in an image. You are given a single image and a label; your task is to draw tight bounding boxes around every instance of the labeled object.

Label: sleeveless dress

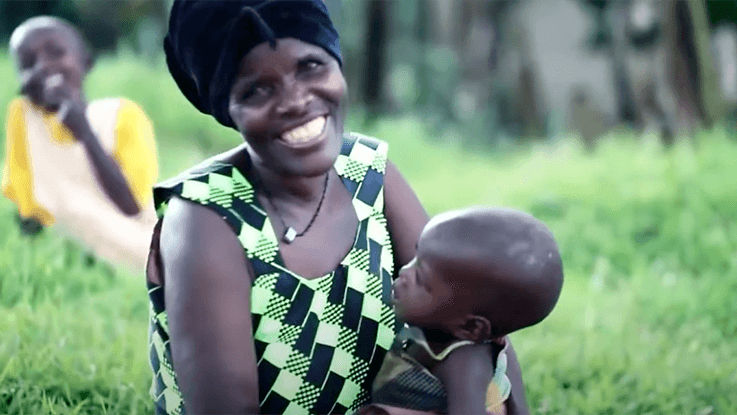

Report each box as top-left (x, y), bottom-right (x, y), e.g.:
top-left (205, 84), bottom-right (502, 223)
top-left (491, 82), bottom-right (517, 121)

top-left (147, 133), bottom-right (400, 415)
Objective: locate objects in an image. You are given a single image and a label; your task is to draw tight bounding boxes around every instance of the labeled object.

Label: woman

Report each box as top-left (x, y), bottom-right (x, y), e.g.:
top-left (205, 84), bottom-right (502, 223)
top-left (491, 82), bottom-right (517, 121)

top-left (147, 1), bottom-right (529, 414)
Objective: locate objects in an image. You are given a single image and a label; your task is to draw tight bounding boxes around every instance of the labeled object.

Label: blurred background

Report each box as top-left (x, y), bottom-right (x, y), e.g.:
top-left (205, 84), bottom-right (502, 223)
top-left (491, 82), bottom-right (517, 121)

top-left (1, 1), bottom-right (737, 414)
top-left (2, 0), bottom-right (737, 145)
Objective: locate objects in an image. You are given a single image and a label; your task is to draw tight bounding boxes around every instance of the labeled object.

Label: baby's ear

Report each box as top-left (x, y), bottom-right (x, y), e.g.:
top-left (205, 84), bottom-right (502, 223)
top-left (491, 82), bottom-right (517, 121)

top-left (449, 314), bottom-right (491, 342)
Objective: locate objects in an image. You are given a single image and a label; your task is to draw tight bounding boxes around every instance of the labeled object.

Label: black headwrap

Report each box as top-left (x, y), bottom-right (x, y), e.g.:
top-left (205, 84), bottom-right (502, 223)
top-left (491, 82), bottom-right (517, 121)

top-left (164, 0), bottom-right (342, 130)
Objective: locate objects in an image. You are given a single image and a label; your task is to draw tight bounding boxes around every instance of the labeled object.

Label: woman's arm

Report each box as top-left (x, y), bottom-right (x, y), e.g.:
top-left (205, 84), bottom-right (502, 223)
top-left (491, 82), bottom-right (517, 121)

top-left (383, 161), bottom-right (429, 275)
top-left (160, 197), bottom-right (260, 414)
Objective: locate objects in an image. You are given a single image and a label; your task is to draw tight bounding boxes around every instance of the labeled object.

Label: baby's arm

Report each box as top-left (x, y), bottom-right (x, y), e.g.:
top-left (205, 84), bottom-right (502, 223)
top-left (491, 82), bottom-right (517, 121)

top-left (357, 403), bottom-right (439, 415)
top-left (503, 341), bottom-right (530, 414)
top-left (432, 343), bottom-right (495, 414)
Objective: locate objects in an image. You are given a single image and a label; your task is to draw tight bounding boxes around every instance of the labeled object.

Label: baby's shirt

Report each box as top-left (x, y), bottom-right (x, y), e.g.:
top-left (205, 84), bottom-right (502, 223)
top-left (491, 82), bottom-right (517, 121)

top-left (368, 325), bottom-right (511, 414)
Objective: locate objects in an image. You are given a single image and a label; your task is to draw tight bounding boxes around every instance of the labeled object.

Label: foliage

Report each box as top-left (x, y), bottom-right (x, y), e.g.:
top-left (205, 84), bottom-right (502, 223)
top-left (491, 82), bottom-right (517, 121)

top-left (1, 52), bottom-right (736, 415)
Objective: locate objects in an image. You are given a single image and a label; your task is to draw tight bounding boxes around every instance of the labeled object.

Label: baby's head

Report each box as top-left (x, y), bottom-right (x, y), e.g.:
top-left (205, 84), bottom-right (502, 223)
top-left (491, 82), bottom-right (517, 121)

top-left (9, 16), bottom-right (93, 110)
top-left (392, 206), bottom-right (563, 342)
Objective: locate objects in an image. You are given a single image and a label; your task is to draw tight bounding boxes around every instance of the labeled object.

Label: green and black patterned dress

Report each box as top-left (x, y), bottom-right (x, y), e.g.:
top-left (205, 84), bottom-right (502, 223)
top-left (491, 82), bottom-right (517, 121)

top-left (147, 133), bottom-right (399, 415)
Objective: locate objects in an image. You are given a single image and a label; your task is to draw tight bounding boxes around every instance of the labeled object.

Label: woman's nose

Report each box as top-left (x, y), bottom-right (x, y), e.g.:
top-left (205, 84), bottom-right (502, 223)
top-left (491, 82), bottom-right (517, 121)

top-left (276, 81), bottom-right (313, 117)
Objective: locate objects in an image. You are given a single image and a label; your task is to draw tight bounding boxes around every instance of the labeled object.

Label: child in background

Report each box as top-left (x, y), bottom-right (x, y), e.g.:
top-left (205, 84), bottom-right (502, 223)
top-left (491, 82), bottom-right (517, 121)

top-left (361, 207), bottom-right (564, 415)
top-left (2, 16), bottom-right (159, 273)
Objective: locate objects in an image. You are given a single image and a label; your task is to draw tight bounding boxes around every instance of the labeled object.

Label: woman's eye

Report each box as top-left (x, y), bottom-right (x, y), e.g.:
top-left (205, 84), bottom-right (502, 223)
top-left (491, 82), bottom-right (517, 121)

top-left (242, 84), bottom-right (272, 101)
top-left (298, 59), bottom-right (323, 73)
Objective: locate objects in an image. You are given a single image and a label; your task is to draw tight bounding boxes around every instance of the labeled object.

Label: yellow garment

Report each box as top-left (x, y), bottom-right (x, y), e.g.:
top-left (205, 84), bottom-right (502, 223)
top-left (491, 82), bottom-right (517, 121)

top-left (2, 97), bottom-right (158, 225)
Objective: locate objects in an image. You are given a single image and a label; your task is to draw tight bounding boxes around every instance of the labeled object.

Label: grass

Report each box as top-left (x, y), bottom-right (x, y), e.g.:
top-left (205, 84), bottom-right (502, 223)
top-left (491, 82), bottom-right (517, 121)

top-left (1, 50), bottom-right (736, 414)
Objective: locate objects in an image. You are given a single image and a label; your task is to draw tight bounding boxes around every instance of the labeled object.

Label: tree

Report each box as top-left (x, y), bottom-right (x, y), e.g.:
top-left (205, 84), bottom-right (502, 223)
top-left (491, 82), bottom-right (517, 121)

top-left (362, 0), bottom-right (391, 124)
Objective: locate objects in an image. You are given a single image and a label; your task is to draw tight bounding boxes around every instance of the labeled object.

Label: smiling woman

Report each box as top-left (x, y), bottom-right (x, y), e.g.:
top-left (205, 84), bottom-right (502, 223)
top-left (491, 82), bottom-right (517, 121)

top-left (145, 1), bottom-right (528, 414)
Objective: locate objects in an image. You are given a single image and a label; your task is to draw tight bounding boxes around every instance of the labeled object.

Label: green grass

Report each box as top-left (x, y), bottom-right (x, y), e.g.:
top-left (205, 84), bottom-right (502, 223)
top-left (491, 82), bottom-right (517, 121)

top-left (1, 51), bottom-right (736, 414)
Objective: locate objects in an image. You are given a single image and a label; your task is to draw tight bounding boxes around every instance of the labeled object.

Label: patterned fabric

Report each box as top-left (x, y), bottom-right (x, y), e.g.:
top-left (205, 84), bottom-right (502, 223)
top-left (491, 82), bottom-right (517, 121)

top-left (369, 325), bottom-right (511, 414)
top-left (147, 133), bottom-right (399, 415)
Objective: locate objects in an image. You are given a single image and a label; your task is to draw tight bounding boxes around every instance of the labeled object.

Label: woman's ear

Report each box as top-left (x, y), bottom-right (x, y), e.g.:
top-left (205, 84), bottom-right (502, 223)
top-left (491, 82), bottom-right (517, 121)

top-left (448, 314), bottom-right (491, 342)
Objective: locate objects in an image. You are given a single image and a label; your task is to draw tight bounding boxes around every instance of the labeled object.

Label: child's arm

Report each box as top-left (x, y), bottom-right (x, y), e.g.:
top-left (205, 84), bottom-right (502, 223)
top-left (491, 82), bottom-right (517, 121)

top-left (46, 83), bottom-right (141, 216)
top-left (66, 104), bottom-right (141, 215)
top-left (111, 99), bottom-right (159, 210)
top-left (2, 98), bottom-right (54, 230)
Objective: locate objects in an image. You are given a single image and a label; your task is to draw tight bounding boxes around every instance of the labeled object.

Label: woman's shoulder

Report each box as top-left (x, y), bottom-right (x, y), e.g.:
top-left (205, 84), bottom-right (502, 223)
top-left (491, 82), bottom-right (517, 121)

top-left (158, 144), bottom-right (249, 184)
top-left (337, 132), bottom-right (390, 183)
top-left (153, 144), bottom-right (252, 211)
top-left (341, 131), bottom-right (389, 157)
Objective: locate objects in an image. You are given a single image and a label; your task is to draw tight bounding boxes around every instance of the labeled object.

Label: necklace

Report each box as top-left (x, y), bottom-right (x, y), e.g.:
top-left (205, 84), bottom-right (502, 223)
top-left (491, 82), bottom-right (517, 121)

top-left (262, 173), bottom-right (330, 243)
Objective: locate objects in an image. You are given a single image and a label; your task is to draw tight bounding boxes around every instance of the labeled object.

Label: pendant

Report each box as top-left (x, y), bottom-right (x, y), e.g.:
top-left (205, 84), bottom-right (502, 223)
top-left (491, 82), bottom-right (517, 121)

top-left (283, 227), bottom-right (297, 243)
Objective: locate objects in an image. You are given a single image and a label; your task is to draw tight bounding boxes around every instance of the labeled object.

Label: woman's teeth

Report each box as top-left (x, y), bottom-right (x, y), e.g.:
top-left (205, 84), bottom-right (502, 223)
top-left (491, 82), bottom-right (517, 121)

top-left (281, 116), bottom-right (326, 143)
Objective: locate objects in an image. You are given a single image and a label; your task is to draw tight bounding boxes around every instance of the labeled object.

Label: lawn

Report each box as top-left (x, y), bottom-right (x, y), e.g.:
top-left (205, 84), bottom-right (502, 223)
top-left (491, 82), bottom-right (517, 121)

top-left (1, 51), bottom-right (736, 415)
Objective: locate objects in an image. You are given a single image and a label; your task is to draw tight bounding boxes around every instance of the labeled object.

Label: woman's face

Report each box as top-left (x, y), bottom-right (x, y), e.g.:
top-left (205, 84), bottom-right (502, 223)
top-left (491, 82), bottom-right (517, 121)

top-left (229, 38), bottom-right (347, 177)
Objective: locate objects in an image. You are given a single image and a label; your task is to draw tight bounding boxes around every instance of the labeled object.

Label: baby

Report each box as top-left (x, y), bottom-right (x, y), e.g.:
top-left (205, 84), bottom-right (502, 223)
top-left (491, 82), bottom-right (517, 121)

top-left (2, 16), bottom-right (159, 272)
top-left (361, 206), bottom-right (564, 415)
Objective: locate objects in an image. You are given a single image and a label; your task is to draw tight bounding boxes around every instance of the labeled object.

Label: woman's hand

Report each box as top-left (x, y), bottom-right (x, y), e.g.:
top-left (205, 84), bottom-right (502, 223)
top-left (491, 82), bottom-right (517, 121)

top-left (160, 197), bottom-right (261, 414)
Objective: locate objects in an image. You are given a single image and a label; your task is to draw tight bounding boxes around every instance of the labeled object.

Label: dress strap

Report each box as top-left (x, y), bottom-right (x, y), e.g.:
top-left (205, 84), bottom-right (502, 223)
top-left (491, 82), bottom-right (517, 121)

top-left (404, 326), bottom-right (476, 362)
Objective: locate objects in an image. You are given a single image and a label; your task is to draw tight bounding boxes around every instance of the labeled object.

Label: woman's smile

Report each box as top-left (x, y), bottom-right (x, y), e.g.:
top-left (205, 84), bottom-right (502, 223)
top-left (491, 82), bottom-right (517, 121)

top-left (279, 114), bottom-right (328, 146)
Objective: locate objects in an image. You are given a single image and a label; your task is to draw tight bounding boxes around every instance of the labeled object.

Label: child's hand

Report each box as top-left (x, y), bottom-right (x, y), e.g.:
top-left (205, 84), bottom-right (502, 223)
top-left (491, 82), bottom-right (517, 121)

top-left (15, 213), bottom-right (43, 236)
top-left (42, 74), bottom-right (90, 138)
top-left (42, 74), bottom-right (71, 109)
top-left (19, 70), bottom-right (46, 108)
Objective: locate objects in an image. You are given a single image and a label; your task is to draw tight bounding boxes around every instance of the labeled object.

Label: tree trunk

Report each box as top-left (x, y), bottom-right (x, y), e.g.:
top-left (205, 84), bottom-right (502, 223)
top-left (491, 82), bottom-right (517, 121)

top-left (684, 0), bottom-right (726, 127)
top-left (363, 0), bottom-right (390, 122)
top-left (609, 0), bottom-right (640, 127)
top-left (415, 0), bottom-right (431, 108)
top-left (662, 0), bottom-right (724, 135)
